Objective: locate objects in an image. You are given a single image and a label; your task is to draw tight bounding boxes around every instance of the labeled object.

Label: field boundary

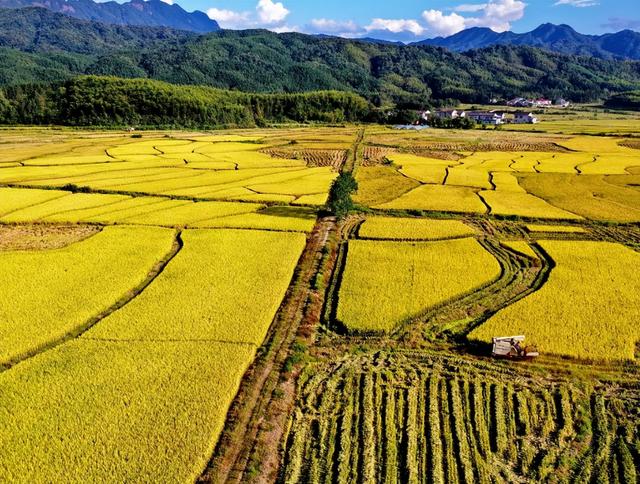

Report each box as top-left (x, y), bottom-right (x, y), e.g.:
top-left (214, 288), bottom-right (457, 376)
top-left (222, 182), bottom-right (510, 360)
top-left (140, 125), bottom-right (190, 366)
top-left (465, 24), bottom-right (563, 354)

top-left (0, 229), bottom-right (184, 371)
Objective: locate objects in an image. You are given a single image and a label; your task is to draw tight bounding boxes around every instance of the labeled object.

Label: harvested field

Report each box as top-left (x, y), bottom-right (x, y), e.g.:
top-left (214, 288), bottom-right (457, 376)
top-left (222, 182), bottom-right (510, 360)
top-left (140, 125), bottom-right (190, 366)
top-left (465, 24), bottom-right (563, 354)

top-left (261, 148), bottom-right (347, 170)
top-left (362, 145), bottom-right (396, 165)
top-left (0, 224), bottom-right (100, 250)
top-left (403, 141), bottom-right (569, 152)
top-left (281, 351), bottom-right (640, 484)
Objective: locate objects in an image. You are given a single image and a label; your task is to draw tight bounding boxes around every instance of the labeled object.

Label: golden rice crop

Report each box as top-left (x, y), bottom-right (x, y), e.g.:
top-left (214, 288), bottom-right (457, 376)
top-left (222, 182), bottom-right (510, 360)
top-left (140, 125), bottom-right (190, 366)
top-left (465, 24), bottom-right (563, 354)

top-left (86, 229), bottom-right (306, 345)
top-left (491, 172), bottom-right (526, 192)
top-left (445, 168), bottom-right (492, 189)
top-left (376, 185), bottom-right (487, 214)
top-left (577, 155), bottom-right (640, 175)
top-left (0, 187), bottom-right (69, 216)
top-left (246, 169), bottom-right (337, 196)
top-left (23, 154), bottom-right (116, 166)
top-left (291, 193), bottom-right (329, 206)
top-left (389, 153), bottom-right (451, 184)
top-left (358, 216), bottom-right (475, 240)
top-left (509, 154), bottom-right (541, 173)
top-left (458, 151), bottom-right (518, 172)
top-left (0, 339), bottom-right (255, 482)
top-left (480, 191), bottom-right (583, 220)
top-left (470, 240), bottom-right (640, 360)
top-left (233, 193), bottom-right (297, 203)
top-left (535, 153), bottom-right (585, 174)
top-left (519, 173), bottom-right (640, 222)
top-left (337, 238), bottom-right (501, 332)
top-left (353, 166), bottom-right (420, 207)
top-left (1, 193), bottom-right (132, 222)
top-left (501, 241), bottom-right (538, 259)
top-left (556, 136), bottom-right (634, 153)
top-left (526, 224), bottom-right (586, 233)
top-left (45, 197), bottom-right (172, 223)
top-left (118, 200), bottom-right (263, 226)
top-left (0, 226), bottom-right (175, 364)
top-left (194, 141), bottom-right (264, 153)
top-left (194, 211), bottom-right (316, 232)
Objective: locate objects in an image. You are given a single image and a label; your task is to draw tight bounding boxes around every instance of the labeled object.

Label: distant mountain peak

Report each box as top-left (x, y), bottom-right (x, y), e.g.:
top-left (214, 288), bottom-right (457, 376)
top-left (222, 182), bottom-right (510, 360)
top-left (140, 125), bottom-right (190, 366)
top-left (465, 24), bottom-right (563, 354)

top-left (0, 0), bottom-right (220, 33)
top-left (412, 23), bottom-right (640, 60)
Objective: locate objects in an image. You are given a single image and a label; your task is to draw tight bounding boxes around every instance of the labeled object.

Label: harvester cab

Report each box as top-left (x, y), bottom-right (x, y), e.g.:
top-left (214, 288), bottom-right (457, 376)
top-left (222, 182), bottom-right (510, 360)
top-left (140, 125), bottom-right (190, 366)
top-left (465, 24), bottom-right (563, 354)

top-left (492, 335), bottom-right (539, 360)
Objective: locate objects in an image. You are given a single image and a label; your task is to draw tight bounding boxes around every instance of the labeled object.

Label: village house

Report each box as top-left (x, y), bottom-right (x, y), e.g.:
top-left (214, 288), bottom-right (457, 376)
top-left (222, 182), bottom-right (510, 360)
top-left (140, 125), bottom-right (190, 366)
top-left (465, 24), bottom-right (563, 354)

top-left (513, 111), bottom-right (539, 124)
top-left (435, 109), bottom-right (465, 119)
top-left (531, 98), bottom-right (552, 107)
top-left (507, 97), bottom-right (529, 107)
top-left (466, 111), bottom-right (505, 125)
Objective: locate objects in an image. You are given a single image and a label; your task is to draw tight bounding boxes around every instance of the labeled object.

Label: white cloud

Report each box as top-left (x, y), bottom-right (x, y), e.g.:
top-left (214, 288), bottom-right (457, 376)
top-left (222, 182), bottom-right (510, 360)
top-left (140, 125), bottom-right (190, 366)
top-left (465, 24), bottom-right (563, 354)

top-left (207, 0), bottom-right (527, 41)
top-left (554, 0), bottom-right (599, 6)
top-left (365, 18), bottom-right (426, 36)
top-left (256, 0), bottom-right (289, 25)
top-left (160, 0), bottom-right (173, 4)
top-left (422, 0), bottom-right (527, 35)
top-left (422, 10), bottom-right (467, 36)
top-left (207, 0), bottom-right (289, 30)
top-left (481, 0), bottom-right (526, 26)
top-left (206, 8), bottom-right (252, 28)
top-left (308, 18), bottom-right (362, 36)
top-left (452, 3), bottom-right (487, 13)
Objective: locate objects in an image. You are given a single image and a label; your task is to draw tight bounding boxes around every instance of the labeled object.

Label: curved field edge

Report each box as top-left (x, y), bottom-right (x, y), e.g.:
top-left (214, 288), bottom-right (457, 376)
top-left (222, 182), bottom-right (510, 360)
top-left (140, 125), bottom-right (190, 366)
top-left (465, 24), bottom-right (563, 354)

top-left (469, 240), bottom-right (640, 361)
top-left (84, 229), bottom-right (307, 345)
top-left (1, 227), bottom-right (310, 482)
top-left (0, 225), bottom-right (178, 369)
top-left (335, 238), bottom-right (502, 333)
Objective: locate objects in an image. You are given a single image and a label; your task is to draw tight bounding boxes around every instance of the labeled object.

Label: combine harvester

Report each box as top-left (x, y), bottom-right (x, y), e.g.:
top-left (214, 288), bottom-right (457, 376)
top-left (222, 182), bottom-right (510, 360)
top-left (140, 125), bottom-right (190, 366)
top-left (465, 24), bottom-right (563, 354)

top-left (492, 335), bottom-right (539, 360)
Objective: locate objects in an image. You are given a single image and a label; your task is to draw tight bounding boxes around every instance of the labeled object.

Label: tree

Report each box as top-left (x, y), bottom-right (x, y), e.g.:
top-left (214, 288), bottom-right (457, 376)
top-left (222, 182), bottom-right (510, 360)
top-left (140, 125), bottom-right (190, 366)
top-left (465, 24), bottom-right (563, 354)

top-left (327, 173), bottom-right (358, 219)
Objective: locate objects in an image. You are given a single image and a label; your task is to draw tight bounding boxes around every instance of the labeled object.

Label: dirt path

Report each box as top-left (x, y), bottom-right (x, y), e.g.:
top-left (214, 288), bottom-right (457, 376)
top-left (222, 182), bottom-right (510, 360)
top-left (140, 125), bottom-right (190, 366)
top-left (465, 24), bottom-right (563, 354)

top-left (198, 217), bottom-right (337, 483)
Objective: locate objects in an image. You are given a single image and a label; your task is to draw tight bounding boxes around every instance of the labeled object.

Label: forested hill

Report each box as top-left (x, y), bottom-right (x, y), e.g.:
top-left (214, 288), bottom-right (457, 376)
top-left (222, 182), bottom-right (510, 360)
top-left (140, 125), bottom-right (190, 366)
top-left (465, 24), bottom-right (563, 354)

top-left (2, 7), bottom-right (640, 106)
top-left (0, 76), bottom-right (371, 127)
top-left (0, 0), bottom-right (219, 33)
top-left (414, 24), bottom-right (640, 61)
top-left (0, 7), bottom-right (196, 55)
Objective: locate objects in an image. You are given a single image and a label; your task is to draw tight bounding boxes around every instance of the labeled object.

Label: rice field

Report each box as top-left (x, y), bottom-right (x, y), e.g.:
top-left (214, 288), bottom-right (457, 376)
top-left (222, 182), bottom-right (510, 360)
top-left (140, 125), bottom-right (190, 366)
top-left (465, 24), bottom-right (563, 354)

top-left (375, 185), bottom-right (487, 214)
top-left (358, 216), bottom-right (476, 240)
top-left (282, 352), bottom-right (640, 484)
top-left (0, 225), bottom-right (175, 365)
top-left (336, 238), bottom-right (501, 332)
top-left (470, 240), bottom-right (640, 360)
top-left (2, 125), bottom-right (640, 483)
top-left (355, 129), bottom-right (640, 222)
top-left (86, 229), bottom-right (306, 345)
top-left (0, 339), bottom-right (256, 482)
top-left (526, 224), bottom-right (587, 233)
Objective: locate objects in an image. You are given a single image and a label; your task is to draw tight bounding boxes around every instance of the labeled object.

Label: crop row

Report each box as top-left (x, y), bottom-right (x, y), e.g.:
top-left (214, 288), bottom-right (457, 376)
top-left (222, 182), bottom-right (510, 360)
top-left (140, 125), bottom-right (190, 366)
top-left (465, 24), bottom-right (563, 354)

top-left (262, 148), bottom-right (348, 170)
top-left (280, 352), bottom-right (640, 483)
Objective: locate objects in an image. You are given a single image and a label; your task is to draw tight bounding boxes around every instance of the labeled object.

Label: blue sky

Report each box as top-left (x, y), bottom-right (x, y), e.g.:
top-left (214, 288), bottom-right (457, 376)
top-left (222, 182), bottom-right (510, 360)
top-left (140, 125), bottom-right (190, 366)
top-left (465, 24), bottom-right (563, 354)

top-left (168, 0), bottom-right (640, 40)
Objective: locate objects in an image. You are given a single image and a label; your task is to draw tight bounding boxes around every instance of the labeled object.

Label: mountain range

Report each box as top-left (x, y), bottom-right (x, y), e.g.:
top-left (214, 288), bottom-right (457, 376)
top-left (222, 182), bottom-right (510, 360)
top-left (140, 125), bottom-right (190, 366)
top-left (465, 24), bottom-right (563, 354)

top-left (413, 24), bottom-right (640, 61)
top-left (0, 0), bottom-right (219, 33)
top-left (0, 0), bottom-right (639, 60)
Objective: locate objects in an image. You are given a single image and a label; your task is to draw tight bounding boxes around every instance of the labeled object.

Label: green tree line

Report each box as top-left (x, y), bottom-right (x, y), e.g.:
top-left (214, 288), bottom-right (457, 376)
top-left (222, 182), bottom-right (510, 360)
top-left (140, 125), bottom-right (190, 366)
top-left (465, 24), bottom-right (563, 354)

top-left (0, 76), bottom-right (372, 127)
